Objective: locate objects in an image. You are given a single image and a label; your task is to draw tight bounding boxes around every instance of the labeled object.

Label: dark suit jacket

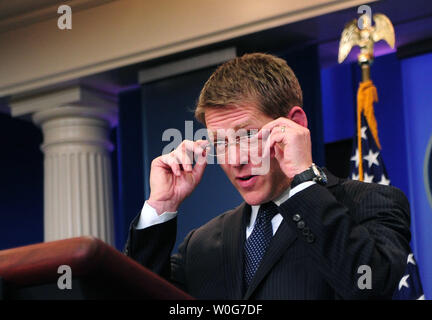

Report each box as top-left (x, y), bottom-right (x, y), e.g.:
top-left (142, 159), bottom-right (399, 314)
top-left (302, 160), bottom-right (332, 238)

top-left (124, 170), bottom-right (411, 299)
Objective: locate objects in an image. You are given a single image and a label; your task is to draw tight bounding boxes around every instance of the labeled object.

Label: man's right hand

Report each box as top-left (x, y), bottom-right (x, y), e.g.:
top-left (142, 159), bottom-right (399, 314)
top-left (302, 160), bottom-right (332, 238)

top-left (147, 140), bottom-right (208, 215)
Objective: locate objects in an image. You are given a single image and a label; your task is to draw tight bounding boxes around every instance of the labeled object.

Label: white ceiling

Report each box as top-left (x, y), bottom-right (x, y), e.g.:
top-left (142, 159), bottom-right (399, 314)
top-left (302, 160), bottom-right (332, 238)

top-left (0, 0), bottom-right (64, 21)
top-left (0, 0), bottom-right (114, 33)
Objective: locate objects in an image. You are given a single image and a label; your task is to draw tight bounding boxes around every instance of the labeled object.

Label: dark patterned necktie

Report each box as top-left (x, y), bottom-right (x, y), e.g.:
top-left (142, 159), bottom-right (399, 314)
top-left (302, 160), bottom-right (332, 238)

top-left (244, 201), bottom-right (279, 289)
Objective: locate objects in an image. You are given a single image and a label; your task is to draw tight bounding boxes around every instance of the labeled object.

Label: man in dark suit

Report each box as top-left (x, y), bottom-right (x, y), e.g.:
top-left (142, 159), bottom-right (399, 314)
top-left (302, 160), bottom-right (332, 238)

top-left (124, 53), bottom-right (411, 299)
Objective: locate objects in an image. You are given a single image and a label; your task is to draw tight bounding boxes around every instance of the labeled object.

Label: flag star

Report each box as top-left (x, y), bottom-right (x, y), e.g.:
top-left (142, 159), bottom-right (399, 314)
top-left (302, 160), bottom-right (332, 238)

top-left (407, 253), bottom-right (416, 265)
top-left (417, 295), bottom-right (425, 300)
top-left (363, 149), bottom-right (380, 168)
top-left (351, 149), bottom-right (360, 168)
top-left (398, 274), bottom-right (410, 290)
top-left (363, 173), bottom-right (374, 183)
top-left (378, 175), bottom-right (391, 186)
top-left (351, 172), bottom-right (359, 180)
top-left (361, 126), bottom-right (368, 140)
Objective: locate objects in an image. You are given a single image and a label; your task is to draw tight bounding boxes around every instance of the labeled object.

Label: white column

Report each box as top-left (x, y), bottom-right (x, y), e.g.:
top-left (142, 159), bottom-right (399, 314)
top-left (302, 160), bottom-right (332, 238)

top-left (9, 86), bottom-right (118, 245)
top-left (33, 106), bottom-right (117, 245)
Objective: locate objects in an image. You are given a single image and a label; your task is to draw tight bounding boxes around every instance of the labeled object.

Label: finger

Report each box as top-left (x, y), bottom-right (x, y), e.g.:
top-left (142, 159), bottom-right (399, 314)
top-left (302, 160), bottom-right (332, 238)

top-left (262, 130), bottom-right (289, 159)
top-left (178, 140), bottom-right (207, 171)
top-left (181, 140), bottom-right (208, 153)
top-left (171, 149), bottom-right (192, 173)
top-left (192, 149), bottom-right (207, 182)
top-left (257, 117), bottom-right (301, 138)
top-left (181, 141), bottom-right (194, 169)
top-left (269, 117), bottom-right (303, 130)
top-left (193, 147), bottom-right (208, 167)
top-left (195, 139), bottom-right (210, 148)
top-left (168, 153), bottom-right (184, 176)
top-left (172, 142), bottom-right (192, 171)
top-left (186, 140), bottom-right (209, 168)
top-left (257, 127), bottom-right (272, 141)
top-left (192, 140), bottom-right (208, 162)
top-left (161, 153), bottom-right (181, 176)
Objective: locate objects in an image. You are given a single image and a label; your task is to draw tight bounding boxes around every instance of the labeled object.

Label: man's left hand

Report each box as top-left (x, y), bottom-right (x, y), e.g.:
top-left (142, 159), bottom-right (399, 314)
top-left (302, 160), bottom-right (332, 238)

top-left (258, 117), bottom-right (312, 181)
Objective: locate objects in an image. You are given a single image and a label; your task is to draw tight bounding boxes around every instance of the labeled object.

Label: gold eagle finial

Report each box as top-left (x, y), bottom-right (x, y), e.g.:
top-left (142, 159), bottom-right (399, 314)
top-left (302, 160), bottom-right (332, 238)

top-left (338, 13), bottom-right (395, 64)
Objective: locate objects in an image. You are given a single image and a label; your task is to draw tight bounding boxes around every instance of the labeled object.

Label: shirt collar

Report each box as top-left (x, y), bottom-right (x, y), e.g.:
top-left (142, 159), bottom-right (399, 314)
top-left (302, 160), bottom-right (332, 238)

top-left (248, 187), bottom-right (291, 228)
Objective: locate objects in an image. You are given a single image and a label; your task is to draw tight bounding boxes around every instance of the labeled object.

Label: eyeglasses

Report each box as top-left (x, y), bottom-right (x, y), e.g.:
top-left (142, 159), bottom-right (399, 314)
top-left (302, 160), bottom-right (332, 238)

top-left (205, 130), bottom-right (263, 157)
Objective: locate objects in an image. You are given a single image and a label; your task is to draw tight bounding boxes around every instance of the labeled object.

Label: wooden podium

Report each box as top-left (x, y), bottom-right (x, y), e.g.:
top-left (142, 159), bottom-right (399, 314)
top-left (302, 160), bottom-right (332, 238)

top-left (0, 237), bottom-right (193, 300)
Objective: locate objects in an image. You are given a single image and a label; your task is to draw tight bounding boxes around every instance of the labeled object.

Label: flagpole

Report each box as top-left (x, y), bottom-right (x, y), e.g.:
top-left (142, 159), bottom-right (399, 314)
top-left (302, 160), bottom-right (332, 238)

top-left (338, 13), bottom-right (395, 181)
top-left (357, 54), bottom-right (373, 180)
top-left (358, 47), bottom-right (372, 82)
top-left (360, 63), bottom-right (370, 82)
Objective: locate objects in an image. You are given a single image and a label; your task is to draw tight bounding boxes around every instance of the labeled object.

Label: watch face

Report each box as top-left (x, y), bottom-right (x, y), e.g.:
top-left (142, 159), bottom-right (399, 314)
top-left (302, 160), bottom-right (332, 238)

top-left (311, 164), bottom-right (320, 176)
top-left (312, 164), bottom-right (327, 185)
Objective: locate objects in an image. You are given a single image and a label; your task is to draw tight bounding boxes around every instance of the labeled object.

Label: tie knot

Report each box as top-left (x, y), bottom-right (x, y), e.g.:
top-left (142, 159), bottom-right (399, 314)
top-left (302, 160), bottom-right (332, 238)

top-left (257, 201), bottom-right (279, 221)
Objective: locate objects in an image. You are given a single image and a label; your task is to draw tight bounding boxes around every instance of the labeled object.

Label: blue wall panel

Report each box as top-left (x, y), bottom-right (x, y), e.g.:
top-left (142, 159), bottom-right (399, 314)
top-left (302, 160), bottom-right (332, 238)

top-left (0, 115), bottom-right (43, 250)
top-left (401, 52), bottom-right (432, 298)
top-left (321, 63), bottom-right (355, 143)
top-left (116, 87), bottom-right (144, 250)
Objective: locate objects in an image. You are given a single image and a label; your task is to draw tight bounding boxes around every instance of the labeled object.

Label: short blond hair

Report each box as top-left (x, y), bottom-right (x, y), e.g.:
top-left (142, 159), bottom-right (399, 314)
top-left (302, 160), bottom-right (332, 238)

top-left (195, 53), bottom-right (303, 124)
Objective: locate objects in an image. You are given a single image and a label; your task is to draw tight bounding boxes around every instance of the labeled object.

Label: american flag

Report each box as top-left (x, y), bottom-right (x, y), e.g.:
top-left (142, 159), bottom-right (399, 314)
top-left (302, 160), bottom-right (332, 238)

top-left (349, 115), bottom-right (390, 185)
top-left (392, 254), bottom-right (425, 300)
top-left (350, 114), bottom-right (425, 300)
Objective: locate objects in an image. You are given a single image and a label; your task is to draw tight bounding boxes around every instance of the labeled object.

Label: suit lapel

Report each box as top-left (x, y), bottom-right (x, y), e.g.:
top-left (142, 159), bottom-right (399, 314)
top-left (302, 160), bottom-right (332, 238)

top-left (243, 218), bottom-right (297, 299)
top-left (222, 202), bottom-right (249, 300)
top-left (239, 168), bottom-right (339, 299)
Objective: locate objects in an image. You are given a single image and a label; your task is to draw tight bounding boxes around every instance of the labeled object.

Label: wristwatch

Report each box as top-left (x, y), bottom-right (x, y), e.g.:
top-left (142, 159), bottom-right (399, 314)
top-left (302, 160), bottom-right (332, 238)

top-left (290, 163), bottom-right (328, 189)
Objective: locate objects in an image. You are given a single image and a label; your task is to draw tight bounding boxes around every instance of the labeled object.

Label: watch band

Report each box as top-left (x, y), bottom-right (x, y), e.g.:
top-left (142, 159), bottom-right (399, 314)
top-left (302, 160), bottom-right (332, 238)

top-left (291, 164), bottom-right (327, 189)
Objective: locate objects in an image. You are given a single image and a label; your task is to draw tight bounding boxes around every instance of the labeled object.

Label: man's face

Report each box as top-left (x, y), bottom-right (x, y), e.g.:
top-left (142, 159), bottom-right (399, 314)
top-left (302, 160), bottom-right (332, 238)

top-left (205, 104), bottom-right (290, 205)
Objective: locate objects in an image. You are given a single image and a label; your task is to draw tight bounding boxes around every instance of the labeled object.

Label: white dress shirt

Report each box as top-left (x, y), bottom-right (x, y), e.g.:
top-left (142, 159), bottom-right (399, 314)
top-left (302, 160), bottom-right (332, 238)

top-left (136, 181), bottom-right (316, 238)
